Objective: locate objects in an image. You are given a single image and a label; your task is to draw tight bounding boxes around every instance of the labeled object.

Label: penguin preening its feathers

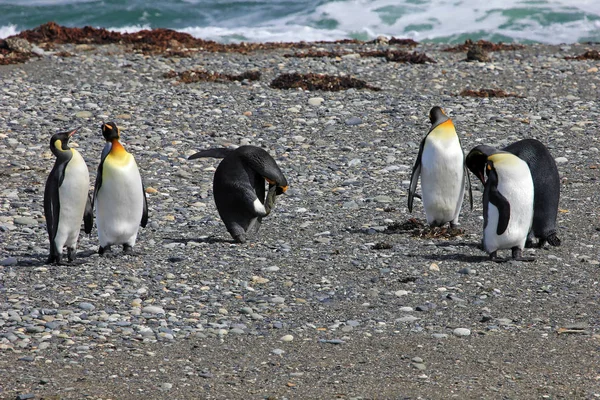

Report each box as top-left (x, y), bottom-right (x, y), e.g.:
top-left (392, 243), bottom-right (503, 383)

top-left (44, 127), bottom-right (93, 264)
top-left (188, 145), bottom-right (288, 243)
top-left (408, 106), bottom-right (472, 228)
top-left (466, 139), bottom-right (560, 248)
top-left (93, 121), bottom-right (148, 255)
top-left (482, 152), bottom-right (534, 262)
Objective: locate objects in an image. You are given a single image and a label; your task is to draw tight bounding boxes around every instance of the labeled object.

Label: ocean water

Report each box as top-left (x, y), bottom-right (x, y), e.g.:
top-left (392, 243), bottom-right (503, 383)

top-left (0, 0), bottom-right (599, 44)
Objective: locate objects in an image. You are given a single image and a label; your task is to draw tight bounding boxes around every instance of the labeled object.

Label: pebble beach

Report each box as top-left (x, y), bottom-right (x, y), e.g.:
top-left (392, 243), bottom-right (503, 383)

top-left (1, 32), bottom-right (600, 399)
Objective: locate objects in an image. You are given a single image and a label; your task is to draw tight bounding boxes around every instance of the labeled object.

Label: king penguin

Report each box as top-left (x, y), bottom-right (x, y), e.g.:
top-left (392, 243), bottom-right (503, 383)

top-left (93, 122), bottom-right (148, 255)
top-left (188, 145), bottom-right (288, 243)
top-left (482, 152), bottom-right (534, 262)
top-left (466, 139), bottom-right (561, 247)
top-left (408, 106), bottom-right (472, 227)
top-left (44, 127), bottom-right (93, 264)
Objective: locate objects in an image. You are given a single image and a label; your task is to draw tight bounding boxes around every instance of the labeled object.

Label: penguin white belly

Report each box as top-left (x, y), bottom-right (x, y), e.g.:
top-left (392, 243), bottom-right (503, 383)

top-left (484, 166), bottom-right (534, 253)
top-left (54, 151), bottom-right (90, 252)
top-left (96, 156), bottom-right (144, 247)
top-left (420, 136), bottom-right (465, 225)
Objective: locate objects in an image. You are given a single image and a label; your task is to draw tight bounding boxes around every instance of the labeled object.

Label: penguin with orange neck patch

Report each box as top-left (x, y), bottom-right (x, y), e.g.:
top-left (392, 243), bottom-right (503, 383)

top-left (188, 145), bottom-right (288, 243)
top-left (408, 106), bottom-right (472, 228)
top-left (93, 122), bottom-right (148, 255)
top-left (44, 127), bottom-right (93, 264)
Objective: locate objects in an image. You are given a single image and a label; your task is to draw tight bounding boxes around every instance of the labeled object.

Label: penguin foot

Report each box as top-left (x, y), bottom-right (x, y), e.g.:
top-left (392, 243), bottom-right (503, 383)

top-left (46, 255), bottom-right (62, 265)
top-left (123, 244), bottom-right (134, 254)
top-left (232, 234), bottom-right (247, 244)
top-left (545, 233), bottom-right (561, 247)
top-left (488, 252), bottom-right (506, 263)
top-left (99, 246), bottom-right (111, 256)
top-left (67, 248), bottom-right (76, 262)
top-left (511, 247), bottom-right (535, 262)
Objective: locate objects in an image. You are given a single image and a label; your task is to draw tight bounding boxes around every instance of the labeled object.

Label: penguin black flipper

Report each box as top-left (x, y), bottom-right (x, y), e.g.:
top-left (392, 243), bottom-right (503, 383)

top-left (188, 148), bottom-right (235, 160)
top-left (465, 164), bottom-right (473, 210)
top-left (83, 193), bottom-right (93, 234)
top-left (140, 180), bottom-right (148, 228)
top-left (93, 142), bottom-right (111, 205)
top-left (488, 183), bottom-right (511, 236)
top-left (408, 137), bottom-right (425, 213)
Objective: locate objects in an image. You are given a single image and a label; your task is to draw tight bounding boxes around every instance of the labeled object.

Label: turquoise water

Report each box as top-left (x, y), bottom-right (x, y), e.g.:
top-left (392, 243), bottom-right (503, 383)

top-left (0, 0), bottom-right (599, 44)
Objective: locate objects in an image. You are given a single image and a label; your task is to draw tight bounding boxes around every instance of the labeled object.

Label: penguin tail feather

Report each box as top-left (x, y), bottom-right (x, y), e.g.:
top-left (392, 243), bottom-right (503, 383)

top-left (546, 232), bottom-right (561, 247)
top-left (188, 148), bottom-right (234, 160)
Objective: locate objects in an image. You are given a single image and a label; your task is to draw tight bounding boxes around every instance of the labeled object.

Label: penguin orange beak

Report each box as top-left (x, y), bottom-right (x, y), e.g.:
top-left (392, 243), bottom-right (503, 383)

top-left (277, 185), bottom-right (288, 195)
top-left (478, 171), bottom-right (486, 184)
top-left (68, 126), bottom-right (81, 137)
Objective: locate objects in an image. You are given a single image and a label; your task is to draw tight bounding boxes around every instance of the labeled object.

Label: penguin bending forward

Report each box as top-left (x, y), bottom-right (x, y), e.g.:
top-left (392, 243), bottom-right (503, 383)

top-left (93, 122), bottom-right (148, 255)
top-left (188, 145), bottom-right (288, 243)
top-left (466, 139), bottom-right (561, 247)
top-left (408, 106), bottom-right (472, 227)
top-left (44, 127), bottom-right (93, 264)
top-left (482, 152), bottom-right (534, 262)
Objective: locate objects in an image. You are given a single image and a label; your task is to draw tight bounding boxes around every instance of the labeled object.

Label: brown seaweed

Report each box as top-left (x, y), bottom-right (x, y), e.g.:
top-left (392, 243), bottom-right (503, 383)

top-left (564, 50), bottom-right (600, 60)
top-left (270, 73), bottom-right (380, 91)
top-left (164, 69), bottom-right (261, 84)
top-left (444, 39), bottom-right (525, 52)
top-left (459, 88), bottom-right (523, 98)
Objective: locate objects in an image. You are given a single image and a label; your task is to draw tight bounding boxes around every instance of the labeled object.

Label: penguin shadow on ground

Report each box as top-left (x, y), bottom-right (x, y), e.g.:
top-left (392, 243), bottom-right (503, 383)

top-left (11, 249), bottom-right (98, 267)
top-left (163, 236), bottom-right (232, 245)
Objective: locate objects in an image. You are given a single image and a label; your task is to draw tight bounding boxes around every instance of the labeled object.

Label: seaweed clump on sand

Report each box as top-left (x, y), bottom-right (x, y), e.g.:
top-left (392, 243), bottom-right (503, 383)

top-left (360, 50), bottom-right (436, 63)
top-left (459, 88), bottom-right (523, 98)
top-left (0, 39), bottom-right (33, 65)
top-left (285, 49), bottom-right (435, 64)
top-left (444, 39), bottom-right (525, 52)
top-left (564, 50), bottom-right (600, 60)
top-left (164, 69), bottom-right (261, 84)
top-left (15, 22), bottom-right (319, 55)
top-left (384, 218), bottom-right (464, 239)
top-left (270, 73), bottom-right (381, 91)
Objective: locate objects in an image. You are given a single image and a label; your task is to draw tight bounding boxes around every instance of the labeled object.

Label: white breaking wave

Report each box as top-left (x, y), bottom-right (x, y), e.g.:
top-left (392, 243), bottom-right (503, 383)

top-left (106, 24), bottom-right (152, 34)
top-left (0, 24), bottom-right (17, 39)
top-left (180, 25), bottom-right (351, 43)
top-left (1, 0), bottom-right (600, 43)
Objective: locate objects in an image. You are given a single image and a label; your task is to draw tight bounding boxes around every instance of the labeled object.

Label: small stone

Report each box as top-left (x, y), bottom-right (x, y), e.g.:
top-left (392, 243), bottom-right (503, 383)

top-left (13, 217), bottom-right (38, 226)
top-left (78, 302), bottom-right (95, 311)
top-left (394, 290), bottom-right (409, 297)
top-left (555, 157), bottom-right (568, 164)
top-left (270, 297), bottom-right (285, 304)
top-left (160, 383), bottom-right (173, 391)
top-left (142, 306), bottom-right (165, 315)
top-left (146, 187), bottom-right (158, 194)
top-left (0, 257), bottom-right (17, 266)
top-left (432, 333), bottom-right (448, 339)
top-left (272, 348), bottom-right (285, 355)
top-left (280, 334), bottom-right (294, 342)
top-left (345, 117), bottom-right (362, 126)
top-left (75, 111), bottom-right (93, 118)
top-left (396, 316), bottom-right (419, 323)
top-left (453, 328), bottom-right (471, 337)
top-left (308, 97), bottom-right (324, 106)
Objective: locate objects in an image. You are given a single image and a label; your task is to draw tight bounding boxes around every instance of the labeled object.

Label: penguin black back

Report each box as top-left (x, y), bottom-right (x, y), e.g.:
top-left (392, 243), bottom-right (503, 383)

top-left (188, 145), bottom-right (288, 243)
top-left (502, 139), bottom-right (560, 246)
top-left (466, 139), bottom-right (560, 247)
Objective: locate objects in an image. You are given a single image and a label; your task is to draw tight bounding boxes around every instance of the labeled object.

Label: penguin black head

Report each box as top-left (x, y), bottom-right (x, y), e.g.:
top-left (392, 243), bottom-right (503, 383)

top-left (101, 122), bottom-right (120, 141)
top-left (50, 127), bottom-right (79, 156)
top-left (466, 145), bottom-right (500, 185)
top-left (429, 106), bottom-right (449, 125)
top-left (266, 178), bottom-right (289, 195)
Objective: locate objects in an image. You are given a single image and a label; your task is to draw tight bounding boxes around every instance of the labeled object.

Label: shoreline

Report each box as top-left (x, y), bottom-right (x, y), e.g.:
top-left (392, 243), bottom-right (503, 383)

top-left (1, 35), bottom-right (600, 398)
